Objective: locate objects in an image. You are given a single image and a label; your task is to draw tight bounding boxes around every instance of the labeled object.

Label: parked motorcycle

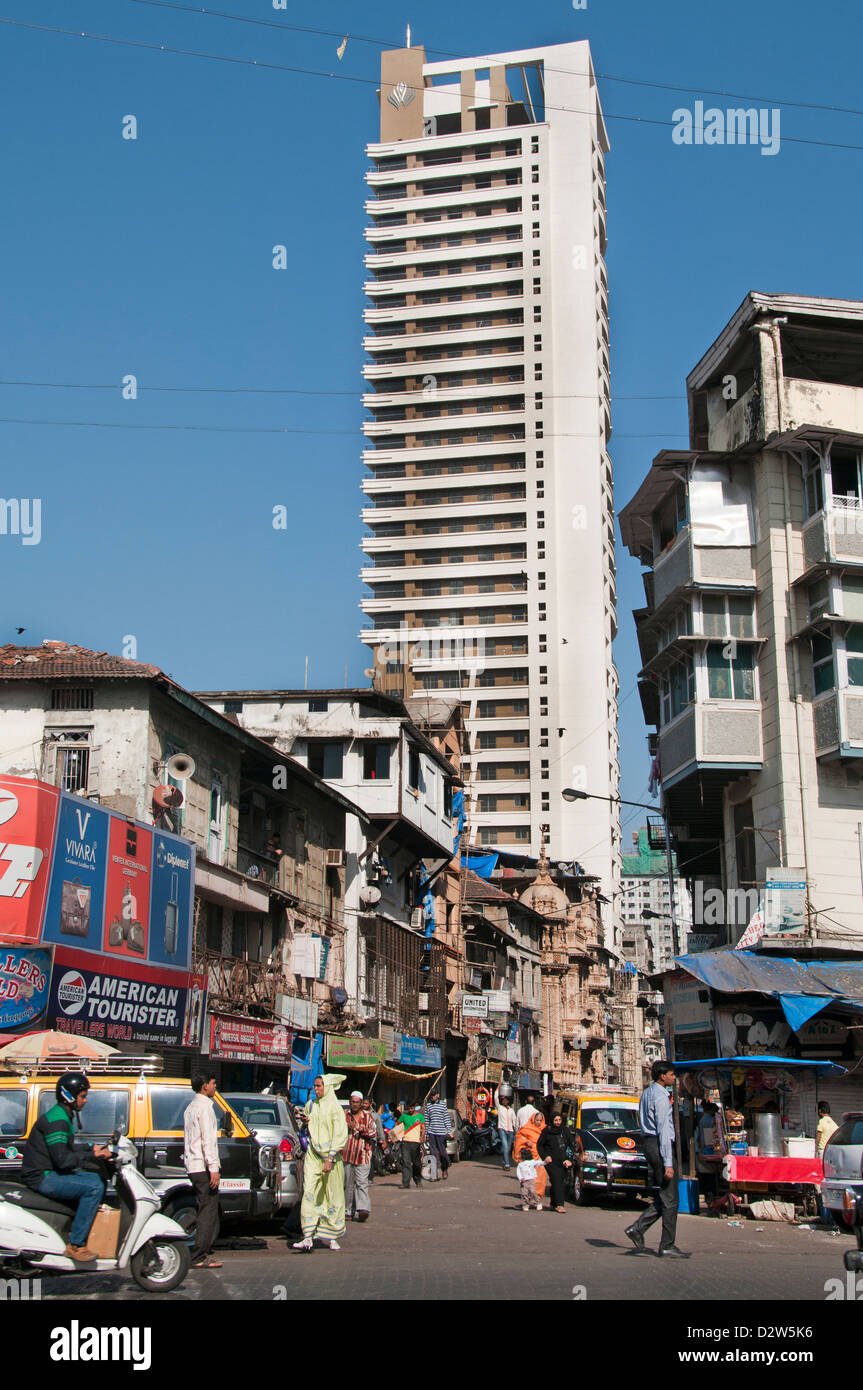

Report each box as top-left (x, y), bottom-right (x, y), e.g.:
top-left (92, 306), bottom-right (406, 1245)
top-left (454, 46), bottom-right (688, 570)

top-left (464, 1120), bottom-right (500, 1159)
top-left (0, 1128), bottom-right (190, 1293)
top-left (373, 1139), bottom-right (402, 1176)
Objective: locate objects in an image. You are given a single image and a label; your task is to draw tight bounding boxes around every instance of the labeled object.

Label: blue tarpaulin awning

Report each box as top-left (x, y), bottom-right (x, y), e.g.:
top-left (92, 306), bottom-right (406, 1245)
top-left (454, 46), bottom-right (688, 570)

top-left (673, 1055), bottom-right (847, 1076)
top-left (672, 950), bottom-right (863, 1030)
top-left (777, 994), bottom-right (834, 1031)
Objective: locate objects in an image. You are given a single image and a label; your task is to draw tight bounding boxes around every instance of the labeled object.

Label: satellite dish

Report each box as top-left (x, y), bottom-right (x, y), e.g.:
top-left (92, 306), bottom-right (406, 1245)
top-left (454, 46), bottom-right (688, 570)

top-left (165, 752), bottom-right (196, 782)
top-left (360, 884), bottom-right (382, 907)
top-left (153, 784), bottom-right (184, 810)
top-left (363, 668), bottom-right (376, 680)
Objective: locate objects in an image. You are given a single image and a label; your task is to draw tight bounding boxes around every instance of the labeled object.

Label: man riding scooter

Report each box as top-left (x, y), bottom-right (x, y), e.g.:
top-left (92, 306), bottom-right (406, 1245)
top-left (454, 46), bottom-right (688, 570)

top-left (20, 1072), bottom-right (111, 1262)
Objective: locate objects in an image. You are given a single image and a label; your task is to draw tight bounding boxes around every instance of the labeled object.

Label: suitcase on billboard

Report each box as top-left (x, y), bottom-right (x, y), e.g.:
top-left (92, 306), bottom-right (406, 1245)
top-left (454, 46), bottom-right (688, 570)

top-left (59, 879), bottom-right (90, 937)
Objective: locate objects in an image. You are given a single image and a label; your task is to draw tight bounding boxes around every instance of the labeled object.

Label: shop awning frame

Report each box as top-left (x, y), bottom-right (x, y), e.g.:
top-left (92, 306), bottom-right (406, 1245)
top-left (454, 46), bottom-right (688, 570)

top-left (674, 1055), bottom-right (847, 1076)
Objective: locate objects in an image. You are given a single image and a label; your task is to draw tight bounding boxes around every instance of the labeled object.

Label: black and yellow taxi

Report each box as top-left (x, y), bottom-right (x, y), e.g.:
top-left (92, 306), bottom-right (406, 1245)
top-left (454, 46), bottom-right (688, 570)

top-left (558, 1087), bottom-right (650, 1205)
top-left (0, 1061), bottom-right (291, 1232)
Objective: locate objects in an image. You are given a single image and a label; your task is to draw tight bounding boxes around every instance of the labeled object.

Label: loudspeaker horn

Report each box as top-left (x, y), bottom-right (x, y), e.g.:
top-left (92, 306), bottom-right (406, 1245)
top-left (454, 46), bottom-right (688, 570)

top-left (165, 752), bottom-right (196, 782)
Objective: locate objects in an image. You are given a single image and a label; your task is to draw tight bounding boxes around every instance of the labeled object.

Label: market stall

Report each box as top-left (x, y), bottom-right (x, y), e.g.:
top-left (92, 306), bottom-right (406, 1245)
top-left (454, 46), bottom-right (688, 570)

top-left (676, 1055), bottom-right (847, 1219)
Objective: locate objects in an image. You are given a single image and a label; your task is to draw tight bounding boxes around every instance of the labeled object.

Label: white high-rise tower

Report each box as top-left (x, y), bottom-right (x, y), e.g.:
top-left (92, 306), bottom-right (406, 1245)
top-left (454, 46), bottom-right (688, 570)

top-left (359, 41), bottom-right (620, 938)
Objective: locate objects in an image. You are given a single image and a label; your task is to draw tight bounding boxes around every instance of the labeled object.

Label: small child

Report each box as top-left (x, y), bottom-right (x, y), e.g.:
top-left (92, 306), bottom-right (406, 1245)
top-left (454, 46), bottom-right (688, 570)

top-left (516, 1145), bottom-right (544, 1211)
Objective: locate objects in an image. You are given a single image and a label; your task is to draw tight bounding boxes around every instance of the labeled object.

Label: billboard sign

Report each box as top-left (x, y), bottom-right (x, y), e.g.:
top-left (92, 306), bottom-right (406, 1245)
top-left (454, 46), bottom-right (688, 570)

top-left (43, 796), bottom-right (110, 954)
top-left (0, 776), bottom-right (60, 942)
top-left (0, 945), bottom-right (53, 1032)
top-left (46, 945), bottom-right (205, 1049)
top-left (40, 788), bottom-right (194, 970)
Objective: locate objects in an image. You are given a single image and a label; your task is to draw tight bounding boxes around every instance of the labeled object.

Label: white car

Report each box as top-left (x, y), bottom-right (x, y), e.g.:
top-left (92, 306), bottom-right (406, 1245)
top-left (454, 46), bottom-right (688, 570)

top-left (821, 1112), bottom-right (863, 1222)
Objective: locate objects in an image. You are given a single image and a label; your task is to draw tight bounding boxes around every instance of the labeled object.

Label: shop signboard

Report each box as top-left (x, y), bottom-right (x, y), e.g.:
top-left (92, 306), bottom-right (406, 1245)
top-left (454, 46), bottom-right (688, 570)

top-left (687, 933), bottom-right (721, 953)
top-left (484, 1037), bottom-right (506, 1062)
top-left (0, 776), bottom-right (60, 943)
top-left (461, 995), bottom-right (488, 1017)
top-left (763, 868), bottom-right (807, 937)
top-left (797, 1017), bottom-right (850, 1058)
top-left (506, 1039), bottom-right (521, 1063)
top-left (518, 1008), bottom-right (533, 1025)
top-left (463, 1016), bottom-right (483, 1034)
top-left (485, 1060), bottom-right (503, 1083)
top-left (395, 1033), bottom-right (441, 1069)
top-left (664, 975), bottom-right (713, 1036)
top-left (0, 945), bottom-right (53, 1033)
top-left (379, 1023), bottom-right (396, 1063)
top-left (326, 1034), bottom-right (386, 1069)
top-left (46, 945), bottom-right (206, 1048)
top-left (484, 989), bottom-right (511, 1013)
top-left (211, 1013), bottom-right (292, 1064)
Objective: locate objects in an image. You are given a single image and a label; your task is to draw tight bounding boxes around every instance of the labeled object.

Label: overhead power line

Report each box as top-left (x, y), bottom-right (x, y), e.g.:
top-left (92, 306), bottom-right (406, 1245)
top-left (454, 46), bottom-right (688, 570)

top-left (0, 377), bottom-right (685, 403)
top-left (129, 1), bottom-right (863, 124)
top-left (4, 16), bottom-right (863, 153)
top-left (0, 415), bottom-right (686, 439)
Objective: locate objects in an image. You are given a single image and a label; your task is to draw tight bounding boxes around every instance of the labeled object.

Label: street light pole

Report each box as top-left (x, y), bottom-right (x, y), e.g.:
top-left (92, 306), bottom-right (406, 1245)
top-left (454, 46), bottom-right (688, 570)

top-left (561, 788), bottom-right (680, 959)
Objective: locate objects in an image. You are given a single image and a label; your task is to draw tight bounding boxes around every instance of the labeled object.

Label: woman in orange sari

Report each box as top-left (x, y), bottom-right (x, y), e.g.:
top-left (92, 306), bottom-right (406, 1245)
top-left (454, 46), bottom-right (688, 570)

top-left (513, 1108), bottom-right (547, 1200)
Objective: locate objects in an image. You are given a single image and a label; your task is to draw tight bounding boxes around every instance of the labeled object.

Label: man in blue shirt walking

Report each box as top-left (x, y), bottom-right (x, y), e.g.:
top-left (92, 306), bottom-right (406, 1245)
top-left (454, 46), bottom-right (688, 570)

top-left (624, 1060), bottom-right (689, 1258)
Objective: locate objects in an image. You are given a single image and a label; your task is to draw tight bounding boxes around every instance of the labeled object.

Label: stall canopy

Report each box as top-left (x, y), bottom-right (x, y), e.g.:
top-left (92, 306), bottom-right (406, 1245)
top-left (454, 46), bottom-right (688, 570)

top-left (674, 1055), bottom-right (847, 1076)
top-left (674, 950), bottom-right (863, 1029)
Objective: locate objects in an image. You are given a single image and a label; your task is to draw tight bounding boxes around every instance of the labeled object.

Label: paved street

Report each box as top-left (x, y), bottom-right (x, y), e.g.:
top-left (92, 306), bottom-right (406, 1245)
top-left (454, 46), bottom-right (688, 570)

top-left (36, 1156), bottom-right (855, 1302)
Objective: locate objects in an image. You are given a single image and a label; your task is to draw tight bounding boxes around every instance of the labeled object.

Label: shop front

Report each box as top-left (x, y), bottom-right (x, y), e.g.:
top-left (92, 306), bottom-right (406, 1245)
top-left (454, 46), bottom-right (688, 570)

top-left (324, 1032), bottom-right (444, 1110)
top-left (676, 1054), bottom-right (847, 1218)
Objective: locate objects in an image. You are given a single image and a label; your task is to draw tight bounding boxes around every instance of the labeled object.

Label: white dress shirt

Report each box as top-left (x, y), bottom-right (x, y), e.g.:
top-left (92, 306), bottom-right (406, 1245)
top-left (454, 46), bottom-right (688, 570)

top-left (183, 1092), bottom-right (220, 1174)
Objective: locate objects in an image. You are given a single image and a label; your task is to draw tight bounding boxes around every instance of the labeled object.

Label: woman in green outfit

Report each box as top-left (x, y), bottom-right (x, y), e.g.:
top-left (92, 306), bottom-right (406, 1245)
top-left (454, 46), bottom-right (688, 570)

top-left (293, 1073), bottom-right (350, 1251)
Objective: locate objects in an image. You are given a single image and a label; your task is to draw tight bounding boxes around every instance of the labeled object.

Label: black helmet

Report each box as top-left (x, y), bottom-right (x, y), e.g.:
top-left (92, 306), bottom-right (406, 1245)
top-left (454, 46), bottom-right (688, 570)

top-left (56, 1072), bottom-right (90, 1106)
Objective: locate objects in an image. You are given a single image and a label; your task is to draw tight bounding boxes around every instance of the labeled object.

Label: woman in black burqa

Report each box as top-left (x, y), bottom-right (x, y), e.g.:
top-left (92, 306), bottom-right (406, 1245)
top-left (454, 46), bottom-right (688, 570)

top-left (536, 1109), bottom-right (576, 1213)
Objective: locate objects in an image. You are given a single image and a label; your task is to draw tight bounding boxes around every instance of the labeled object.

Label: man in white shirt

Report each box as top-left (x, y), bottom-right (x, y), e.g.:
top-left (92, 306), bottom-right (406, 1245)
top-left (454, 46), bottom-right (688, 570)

top-left (495, 1092), bottom-right (518, 1170)
top-left (516, 1094), bottom-right (539, 1129)
top-left (184, 1072), bottom-right (222, 1269)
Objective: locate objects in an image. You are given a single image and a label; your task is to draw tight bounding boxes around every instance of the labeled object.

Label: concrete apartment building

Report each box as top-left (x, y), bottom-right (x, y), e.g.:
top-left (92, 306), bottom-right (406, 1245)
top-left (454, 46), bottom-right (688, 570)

top-left (197, 689), bottom-right (458, 1048)
top-left (0, 641), bottom-right (362, 1079)
top-left (359, 39), bottom-right (620, 934)
top-left (620, 293), bottom-right (863, 950)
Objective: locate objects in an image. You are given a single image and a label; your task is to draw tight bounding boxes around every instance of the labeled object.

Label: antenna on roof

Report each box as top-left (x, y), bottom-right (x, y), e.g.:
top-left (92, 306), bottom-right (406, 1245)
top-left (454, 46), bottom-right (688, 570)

top-left (406, 23), bottom-right (411, 48)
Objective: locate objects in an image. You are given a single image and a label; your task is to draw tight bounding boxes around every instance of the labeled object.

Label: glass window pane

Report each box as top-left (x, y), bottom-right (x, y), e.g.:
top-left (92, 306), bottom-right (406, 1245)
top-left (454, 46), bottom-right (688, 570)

top-left (846, 624), bottom-right (863, 654)
top-left (728, 595), bottom-right (754, 637)
top-left (732, 647), bottom-right (755, 700)
top-left (707, 645), bottom-right (732, 699)
top-left (848, 658), bottom-right (863, 686)
top-left (701, 594), bottom-right (725, 637)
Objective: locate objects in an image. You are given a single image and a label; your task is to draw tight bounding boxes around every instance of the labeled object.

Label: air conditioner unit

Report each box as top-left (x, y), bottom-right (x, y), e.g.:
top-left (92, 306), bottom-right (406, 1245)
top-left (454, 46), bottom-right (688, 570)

top-left (418, 1016), bottom-right (431, 1037)
top-left (410, 907), bottom-right (424, 930)
top-left (325, 849), bottom-right (345, 868)
top-left (418, 992), bottom-right (429, 1012)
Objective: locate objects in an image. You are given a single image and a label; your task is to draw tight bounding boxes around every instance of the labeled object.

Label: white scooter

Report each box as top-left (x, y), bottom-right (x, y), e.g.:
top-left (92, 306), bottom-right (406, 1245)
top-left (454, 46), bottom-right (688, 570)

top-left (0, 1129), bottom-right (191, 1292)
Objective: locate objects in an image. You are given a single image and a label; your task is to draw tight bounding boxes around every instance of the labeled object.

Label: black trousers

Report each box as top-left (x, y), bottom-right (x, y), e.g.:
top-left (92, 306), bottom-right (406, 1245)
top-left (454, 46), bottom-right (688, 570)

top-left (632, 1136), bottom-right (678, 1250)
top-left (429, 1134), bottom-right (449, 1174)
top-left (546, 1162), bottom-right (567, 1208)
top-left (401, 1142), bottom-right (423, 1187)
top-left (189, 1171), bottom-right (220, 1261)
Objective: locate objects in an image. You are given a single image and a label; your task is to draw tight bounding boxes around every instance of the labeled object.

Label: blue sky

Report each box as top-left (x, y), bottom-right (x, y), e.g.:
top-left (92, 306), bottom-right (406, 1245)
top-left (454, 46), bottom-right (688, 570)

top-left (1, 0), bottom-right (860, 837)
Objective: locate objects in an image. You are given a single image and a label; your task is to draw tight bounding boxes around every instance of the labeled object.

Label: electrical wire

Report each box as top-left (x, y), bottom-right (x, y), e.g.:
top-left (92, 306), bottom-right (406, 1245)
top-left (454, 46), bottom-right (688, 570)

top-left (129, 1), bottom-right (863, 125)
top-left (5, 15), bottom-right (863, 154)
top-left (0, 416), bottom-right (686, 439)
top-left (0, 378), bottom-right (686, 404)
